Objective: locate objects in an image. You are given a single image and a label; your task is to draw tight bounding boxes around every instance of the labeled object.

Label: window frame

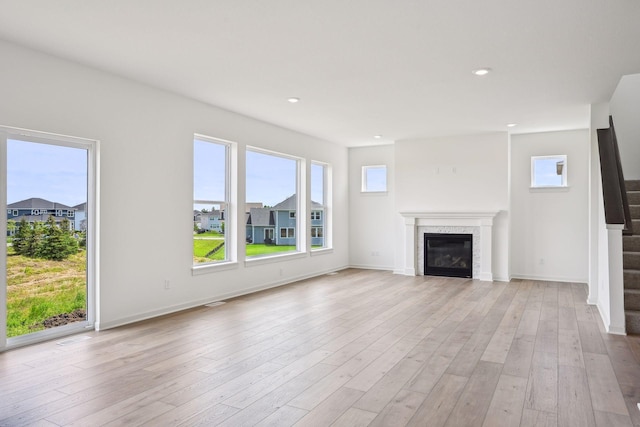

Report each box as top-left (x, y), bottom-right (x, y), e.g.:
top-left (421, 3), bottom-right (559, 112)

top-left (361, 165), bottom-right (387, 193)
top-left (530, 155), bottom-right (568, 188)
top-left (192, 134), bottom-right (233, 269)
top-left (245, 147), bottom-right (302, 261)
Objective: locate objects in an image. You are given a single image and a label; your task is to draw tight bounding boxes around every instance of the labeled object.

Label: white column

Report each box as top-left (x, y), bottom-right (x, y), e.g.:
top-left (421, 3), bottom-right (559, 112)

top-left (479, 217), bottom-right (494, 281)
top-left (403, 216), bottom-right (417, 275)
top-left (607, 225), bottom-right (626, 335)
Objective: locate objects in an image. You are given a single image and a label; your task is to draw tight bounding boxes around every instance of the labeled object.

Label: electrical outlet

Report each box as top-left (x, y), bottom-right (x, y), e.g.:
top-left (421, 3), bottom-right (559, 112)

top-left (164, 279), bottom-right (170, 290)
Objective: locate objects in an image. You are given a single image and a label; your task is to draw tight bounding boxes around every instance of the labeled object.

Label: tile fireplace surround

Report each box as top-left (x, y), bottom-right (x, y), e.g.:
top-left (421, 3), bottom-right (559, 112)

top-left (399, 211), bottom-right (499, 281)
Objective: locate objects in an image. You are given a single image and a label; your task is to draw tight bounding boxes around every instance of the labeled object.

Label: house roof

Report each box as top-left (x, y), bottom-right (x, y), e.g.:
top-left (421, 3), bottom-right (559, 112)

top-left (272, 195), bottom-right (323, 211)
top-left (1, 3), bottom-right (638, 145)
top-left (247, 208), bottom-right (274, 227)
top-left (7, 198), bottom-right (74, 211)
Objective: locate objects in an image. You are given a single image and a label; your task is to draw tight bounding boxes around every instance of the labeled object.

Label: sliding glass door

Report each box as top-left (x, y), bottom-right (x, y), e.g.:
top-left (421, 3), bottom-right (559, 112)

top-left (1, 128), bottom-right (97, 350)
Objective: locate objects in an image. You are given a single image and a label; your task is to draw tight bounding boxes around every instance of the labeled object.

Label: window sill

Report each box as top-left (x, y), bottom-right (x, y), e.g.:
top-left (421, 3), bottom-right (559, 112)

top-left (311, 247), bottom-right (333, 256)
top-left (192, 261), bottom-right (239, 276)
top-left (361, 191), bottom-right (388, 195)
top-left (245, 251), bottom-right (307, 267)
top-left (529, 186), bottom-right (570, 193)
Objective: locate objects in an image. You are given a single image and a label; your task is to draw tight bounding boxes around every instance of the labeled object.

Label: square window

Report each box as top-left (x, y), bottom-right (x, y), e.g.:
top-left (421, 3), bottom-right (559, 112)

top-left (531, 155), bottom-right (567, 187)
top-left (362, 165), bottom-right (387, 192)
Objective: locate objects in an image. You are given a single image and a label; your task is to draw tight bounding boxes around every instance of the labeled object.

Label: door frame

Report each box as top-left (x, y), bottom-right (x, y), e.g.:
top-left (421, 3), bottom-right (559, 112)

top-left (0, 126), bottom-right (99, 351)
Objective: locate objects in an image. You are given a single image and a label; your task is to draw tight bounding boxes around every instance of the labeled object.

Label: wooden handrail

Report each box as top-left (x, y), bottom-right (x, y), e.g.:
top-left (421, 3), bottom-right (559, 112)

top-left (597, 116), bottom-right (633, 234)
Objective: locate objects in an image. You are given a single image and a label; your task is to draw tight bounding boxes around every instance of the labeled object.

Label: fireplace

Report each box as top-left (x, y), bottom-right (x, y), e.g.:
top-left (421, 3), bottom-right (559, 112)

top-left (424, 233), bottom-right (473, 278)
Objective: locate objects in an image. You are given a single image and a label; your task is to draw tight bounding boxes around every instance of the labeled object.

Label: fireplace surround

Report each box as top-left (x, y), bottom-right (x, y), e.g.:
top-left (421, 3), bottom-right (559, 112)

top-left (399, 211), bottom-right (499, 281)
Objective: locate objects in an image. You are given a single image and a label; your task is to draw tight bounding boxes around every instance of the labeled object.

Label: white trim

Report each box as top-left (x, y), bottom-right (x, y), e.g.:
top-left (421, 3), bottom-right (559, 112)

top-left (349, 264), bottom-right (395, 271)
top-left (510, 274), bottom-right (588, 283)
top-left (245, 251), bottom-right (307, 267)
top-left (399, 211), bottom-right (499, 281)
top-left (191, 261), bottom-right (239, 276)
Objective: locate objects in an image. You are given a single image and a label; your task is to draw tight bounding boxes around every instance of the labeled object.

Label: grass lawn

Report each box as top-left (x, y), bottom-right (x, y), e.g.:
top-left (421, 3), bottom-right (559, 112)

top-left (195, 230), bottom-right (223, 237)
top-left (193, 239), bottom-right (225, 263)
top-left (6, 247), bottom-right (86, 337)
top-left (246, 244), bottom-right (296, 257)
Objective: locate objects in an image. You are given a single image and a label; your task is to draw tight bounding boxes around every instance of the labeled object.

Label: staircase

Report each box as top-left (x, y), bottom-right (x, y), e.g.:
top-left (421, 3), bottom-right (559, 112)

top-left (624, 180), bottom-right (640, 334)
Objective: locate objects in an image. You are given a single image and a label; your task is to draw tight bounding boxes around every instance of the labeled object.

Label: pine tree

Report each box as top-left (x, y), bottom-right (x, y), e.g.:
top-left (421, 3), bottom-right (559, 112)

top-left (39, 216), bottom-right (66, 260)
top-left (12, 218), bottom-right (30, 255)
top-left (60, 217), bottom-right (79, 257)
top-left (24, 221), bottom-right (44, 257)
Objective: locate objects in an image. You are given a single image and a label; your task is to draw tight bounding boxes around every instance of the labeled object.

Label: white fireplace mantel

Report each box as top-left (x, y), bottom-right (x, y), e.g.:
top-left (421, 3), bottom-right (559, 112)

top-left (399, 211), bottom-right (499, 281)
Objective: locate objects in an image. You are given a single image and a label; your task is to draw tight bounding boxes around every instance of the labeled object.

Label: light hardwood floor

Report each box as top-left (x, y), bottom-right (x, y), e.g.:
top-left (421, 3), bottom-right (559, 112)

top-left (1, 269), bottom-right (640, 426)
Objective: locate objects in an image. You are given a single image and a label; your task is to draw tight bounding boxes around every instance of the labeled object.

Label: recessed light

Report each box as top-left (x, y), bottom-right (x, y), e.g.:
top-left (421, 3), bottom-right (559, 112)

top-left (287, 97), bottom-right (300, 103)
top-left (472, 68), bottom-right (491, 76)
top-left (374, 135), bottom-right (382, 139)
top-left (506, 123), bottom-right (517, 128)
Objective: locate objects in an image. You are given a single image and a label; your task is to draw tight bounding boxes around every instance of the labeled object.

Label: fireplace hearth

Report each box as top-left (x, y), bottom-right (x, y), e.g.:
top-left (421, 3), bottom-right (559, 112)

top-left (424, 233), bottom-right (473, 278)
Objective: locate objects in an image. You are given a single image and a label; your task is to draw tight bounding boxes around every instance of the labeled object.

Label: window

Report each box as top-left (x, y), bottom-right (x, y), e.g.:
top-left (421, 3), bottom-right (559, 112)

top-left (531, 155), bottom-right (567, 188)
top-left (246, 149), bottom-right (299, 257)
top-left (193, 136), bottom-right (230, 265)
top-left (362, 165), bottom-right (387, 192)
top-left (264, 228), bottom-right (274, 240)
top-left (311, 162), bottom-right (329, 249)
top-left (280, 227), bottom-right (295, 238)
top-left (67, 211), bottom-right (74, 217)
top-left (13, 210), bottom-right (17, 216)
top-left (56, 209), bottom-right (63, 216)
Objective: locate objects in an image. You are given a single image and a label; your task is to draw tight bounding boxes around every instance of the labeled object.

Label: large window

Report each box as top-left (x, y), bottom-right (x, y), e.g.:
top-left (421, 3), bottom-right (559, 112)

top-left (193, 136), bottom-right (229, 265)
top-left (311, 162), bottom-right (328, 249)
top-left (246, 149), bottom-right (299, 258)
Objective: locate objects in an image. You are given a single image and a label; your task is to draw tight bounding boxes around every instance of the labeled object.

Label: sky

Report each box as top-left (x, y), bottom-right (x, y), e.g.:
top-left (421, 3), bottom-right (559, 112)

top-left (7, 139), bottom-right (88, 207)
top-left (194, 138), bottom-right (325, 209)
top-left (7, 137), bottom-right (322, 212)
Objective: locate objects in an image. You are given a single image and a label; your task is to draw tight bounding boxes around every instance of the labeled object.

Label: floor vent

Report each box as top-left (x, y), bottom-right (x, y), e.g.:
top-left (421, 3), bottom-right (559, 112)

top-left (205, 301), bottom-right (226, 307)
top-left (56, 335), bottom-right (92, 346)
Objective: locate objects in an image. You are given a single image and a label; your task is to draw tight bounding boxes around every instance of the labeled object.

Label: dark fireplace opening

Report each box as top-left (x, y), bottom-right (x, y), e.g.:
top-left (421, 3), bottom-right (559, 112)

top-left (424, 233), bottom-right (473, 278)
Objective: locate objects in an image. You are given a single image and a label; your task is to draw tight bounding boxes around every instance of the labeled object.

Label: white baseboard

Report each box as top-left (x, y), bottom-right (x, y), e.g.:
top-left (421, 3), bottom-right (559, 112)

top-left (510, 274), bottom-right (588, 284)
top-left (96, 265), bottom-right (350, 331)
top-left (348, 264), bottom-right (395, 272)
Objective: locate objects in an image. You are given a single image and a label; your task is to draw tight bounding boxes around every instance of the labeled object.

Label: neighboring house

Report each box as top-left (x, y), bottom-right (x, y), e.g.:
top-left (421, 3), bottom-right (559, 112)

top-left (73, 202), bottom-right (87, 232)
top-left (200, 209), bottom-right (223, 232)
top-left (193, 210), bottom-right (202, 230)
top-left (245, 207), bottom-right (274, 244)
top-left (245, 195), bottom-right (324, 246)
top-left (6, 198), bottom-right (77, 236)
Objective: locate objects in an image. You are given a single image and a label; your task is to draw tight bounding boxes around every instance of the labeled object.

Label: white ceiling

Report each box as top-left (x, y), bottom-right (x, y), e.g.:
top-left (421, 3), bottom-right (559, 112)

top-left (1, 1), bottom-right (639, 146)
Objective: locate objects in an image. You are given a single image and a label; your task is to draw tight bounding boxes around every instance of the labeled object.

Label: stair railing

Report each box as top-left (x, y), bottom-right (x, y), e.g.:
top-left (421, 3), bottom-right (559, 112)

top-left (597, 116), bottom-right (633, 235)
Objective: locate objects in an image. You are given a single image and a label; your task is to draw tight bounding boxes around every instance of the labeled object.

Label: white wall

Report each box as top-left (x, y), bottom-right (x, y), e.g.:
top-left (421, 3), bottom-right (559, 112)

top-left (610, 73), bottom-right (640, 180)
top-left (394, 133), bottom-right (510, 281)
top-left (510, 130), bottom-right (589, 283)
top-left (348, 145), bottom-right (396, 270)
top-left (0, 40), bottom-right (349, 330)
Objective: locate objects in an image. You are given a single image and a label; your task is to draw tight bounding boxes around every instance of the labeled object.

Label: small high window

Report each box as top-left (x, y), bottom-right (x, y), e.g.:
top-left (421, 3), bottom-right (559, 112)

top-left (531, 155), bottom-right (567, 188)
top-left (362, 165), bottom-right (387, 192)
